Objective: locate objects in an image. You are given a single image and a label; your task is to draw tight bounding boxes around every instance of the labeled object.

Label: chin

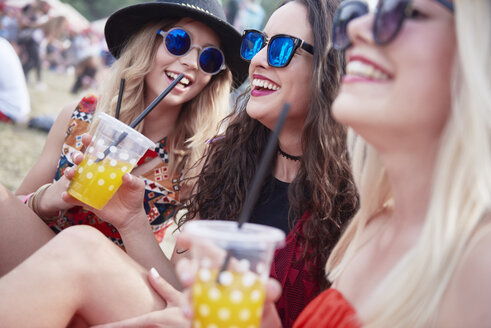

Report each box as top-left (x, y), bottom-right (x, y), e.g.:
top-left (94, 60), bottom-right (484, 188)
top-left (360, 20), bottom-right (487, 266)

top-left (332, 96), bottom-right (355, 126)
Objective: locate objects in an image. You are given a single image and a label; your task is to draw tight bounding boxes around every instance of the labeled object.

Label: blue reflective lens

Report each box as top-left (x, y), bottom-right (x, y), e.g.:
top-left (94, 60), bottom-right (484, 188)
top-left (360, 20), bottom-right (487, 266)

top-left (241, 31), bottom-right (264, 61)
top-left (199, 47), bottom-right (223, 74)
top-left (165, 29), bottom-right (191, 55)
top-left (268, 37), bottom-right (294, 67)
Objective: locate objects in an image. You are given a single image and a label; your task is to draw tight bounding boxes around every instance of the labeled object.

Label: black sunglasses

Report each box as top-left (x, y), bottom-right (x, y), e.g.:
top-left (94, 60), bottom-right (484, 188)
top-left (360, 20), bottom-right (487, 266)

top-left (240, 29), bottom-right (314, 68)
top-left (332, 0), bottom-right (454, 51)
top-left (157, 27), bottom-right (226, 75)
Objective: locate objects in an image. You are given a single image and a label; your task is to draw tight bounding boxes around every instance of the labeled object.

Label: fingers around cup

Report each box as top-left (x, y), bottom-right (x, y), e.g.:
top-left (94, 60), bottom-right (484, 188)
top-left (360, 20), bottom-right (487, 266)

top-left (81, 133), bottom-right (92, 147)
top-left (265, 278), bottom-right (282, 303)
top-left (70, 151), bottom-right (84, 165)
top-left (176, 257), bottom-right (196, 288)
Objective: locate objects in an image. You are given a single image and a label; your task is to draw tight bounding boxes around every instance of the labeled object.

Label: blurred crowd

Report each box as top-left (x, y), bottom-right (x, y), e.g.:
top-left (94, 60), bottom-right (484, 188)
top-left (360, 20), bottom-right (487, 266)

top-left (225, 0), bottom-right (266, 32)
top-left (0, 0), bottom-right (112, 94)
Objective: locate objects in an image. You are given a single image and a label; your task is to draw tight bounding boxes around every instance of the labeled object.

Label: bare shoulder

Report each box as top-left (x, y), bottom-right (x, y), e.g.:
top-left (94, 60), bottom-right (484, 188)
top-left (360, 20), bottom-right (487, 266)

top-left (438, 215), bottom-right (491, 327)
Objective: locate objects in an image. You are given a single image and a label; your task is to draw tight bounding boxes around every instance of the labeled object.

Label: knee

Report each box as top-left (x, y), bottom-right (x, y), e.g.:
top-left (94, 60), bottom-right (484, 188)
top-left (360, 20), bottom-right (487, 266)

top-left (52, 226), bottom-right (119, 278)
top-left (55, 226), bottom-right (109, 257)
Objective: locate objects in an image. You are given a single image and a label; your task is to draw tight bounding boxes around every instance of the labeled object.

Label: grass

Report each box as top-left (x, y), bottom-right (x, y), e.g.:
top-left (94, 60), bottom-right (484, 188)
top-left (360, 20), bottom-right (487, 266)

top-left (0, 69), bottom-right (96, 191)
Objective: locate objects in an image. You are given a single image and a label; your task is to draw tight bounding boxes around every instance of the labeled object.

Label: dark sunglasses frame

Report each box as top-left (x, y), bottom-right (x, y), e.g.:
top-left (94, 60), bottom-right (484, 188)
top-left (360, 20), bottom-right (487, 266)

top-left (240, 29), bottom-right (314, 68)
top-left (157, 27), bottom-right (226, 75)
top-left (333, 0), bottom-right (454, 51)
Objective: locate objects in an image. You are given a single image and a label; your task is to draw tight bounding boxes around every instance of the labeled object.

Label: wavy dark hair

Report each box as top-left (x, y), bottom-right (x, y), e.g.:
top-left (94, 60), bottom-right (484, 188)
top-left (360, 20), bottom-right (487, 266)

top-left (180, 0), bottom-right (358, 290)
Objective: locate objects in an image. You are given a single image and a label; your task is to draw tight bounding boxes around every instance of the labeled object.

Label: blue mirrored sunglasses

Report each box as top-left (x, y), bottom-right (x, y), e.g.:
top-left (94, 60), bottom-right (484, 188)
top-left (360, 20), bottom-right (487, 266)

top-left (332, 0), bottom-right (454, 51)
top-left (157, 27), bottom-right (226, 75)
top-left (240, 29), bottom-right (314, 68)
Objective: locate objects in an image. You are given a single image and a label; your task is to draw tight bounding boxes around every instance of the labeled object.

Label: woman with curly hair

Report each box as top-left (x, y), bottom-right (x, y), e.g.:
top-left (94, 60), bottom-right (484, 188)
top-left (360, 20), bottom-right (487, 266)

top-left (180, 0), bottom-right (358, 325)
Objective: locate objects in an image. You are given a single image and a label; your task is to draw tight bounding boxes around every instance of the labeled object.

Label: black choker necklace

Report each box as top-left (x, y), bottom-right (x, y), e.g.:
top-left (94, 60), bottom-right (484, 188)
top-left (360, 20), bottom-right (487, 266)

top-left (278, 146), bottom-right (301, 161)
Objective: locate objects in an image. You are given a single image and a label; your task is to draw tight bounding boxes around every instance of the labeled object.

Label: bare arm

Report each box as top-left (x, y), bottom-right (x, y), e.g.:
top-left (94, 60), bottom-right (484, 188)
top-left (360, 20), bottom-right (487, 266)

top-left (15, 101), bottom-right (79, 218)
top-left (62, 166), bottom-right (183, 291)
top-left (16, 102), bottom-right (75, 194)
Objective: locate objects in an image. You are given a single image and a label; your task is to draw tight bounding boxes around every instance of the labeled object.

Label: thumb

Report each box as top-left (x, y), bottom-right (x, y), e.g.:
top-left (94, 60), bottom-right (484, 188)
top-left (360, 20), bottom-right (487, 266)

top-left (121, 173), bottom-right (145, 193)
top-left (148, 268), bottom-right (184, 308)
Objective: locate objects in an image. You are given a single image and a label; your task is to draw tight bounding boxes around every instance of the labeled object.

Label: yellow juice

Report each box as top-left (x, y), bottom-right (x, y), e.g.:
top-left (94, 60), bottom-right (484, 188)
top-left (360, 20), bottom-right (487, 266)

top-left (68, 156), bottom-right (134, 210)
top-left (192, 269), bottom-right (265, 328)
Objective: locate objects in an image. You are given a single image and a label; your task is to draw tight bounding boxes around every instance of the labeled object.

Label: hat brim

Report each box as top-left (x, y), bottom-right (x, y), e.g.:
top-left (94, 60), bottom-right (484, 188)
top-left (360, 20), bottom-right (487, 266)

top-left (105, 2), bottom-right (248, 88)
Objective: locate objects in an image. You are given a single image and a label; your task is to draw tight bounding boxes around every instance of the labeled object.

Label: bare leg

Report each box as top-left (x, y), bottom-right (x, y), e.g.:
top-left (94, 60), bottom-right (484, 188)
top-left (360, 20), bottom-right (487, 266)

top-left (0, 226), bottom-right (166, 327)
top-left (0, 183), bottom-right (55, 276)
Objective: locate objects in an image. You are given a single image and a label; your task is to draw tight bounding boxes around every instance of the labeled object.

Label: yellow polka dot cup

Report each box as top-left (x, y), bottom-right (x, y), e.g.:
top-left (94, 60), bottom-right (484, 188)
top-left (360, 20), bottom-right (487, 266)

top-left (183, 220), bottom-right (285, 328)
top-left (67, 113), bottom-right (155, 210)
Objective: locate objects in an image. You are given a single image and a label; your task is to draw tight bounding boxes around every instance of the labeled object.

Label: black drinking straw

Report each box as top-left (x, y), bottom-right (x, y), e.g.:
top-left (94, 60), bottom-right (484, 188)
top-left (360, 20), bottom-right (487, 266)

top-left (114, 78), bottom-right (125, 119)
top-left (217, 103), bottom-right (291, 282)
top-left (129, 73), bottom-right (183, 129)
top-left (95, 74), bottom-right (184, 162)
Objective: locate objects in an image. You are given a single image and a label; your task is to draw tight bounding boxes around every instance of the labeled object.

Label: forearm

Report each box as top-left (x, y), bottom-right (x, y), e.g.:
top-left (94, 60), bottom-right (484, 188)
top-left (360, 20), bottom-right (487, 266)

top-left (118, 211), bottom-right (183, 291)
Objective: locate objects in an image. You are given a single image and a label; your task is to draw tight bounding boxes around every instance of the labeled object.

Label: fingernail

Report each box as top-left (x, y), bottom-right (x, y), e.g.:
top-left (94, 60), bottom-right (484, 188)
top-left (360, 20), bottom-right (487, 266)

top-left (180, 272), bottom-right (192, 284)
top-left (150, 267), bottom-right (160, 279)
top-left (182, 305), bottom-right (192, 318)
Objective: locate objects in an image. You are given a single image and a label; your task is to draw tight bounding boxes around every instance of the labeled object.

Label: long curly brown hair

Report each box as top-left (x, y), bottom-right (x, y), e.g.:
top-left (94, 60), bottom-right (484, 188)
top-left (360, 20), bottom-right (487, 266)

top-left (180, 0), bottom-right (358, 290)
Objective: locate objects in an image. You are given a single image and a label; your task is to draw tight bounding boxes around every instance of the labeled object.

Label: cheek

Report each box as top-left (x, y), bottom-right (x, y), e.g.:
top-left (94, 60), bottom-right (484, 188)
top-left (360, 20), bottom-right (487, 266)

top-left (193, 75), bottom-right (212, 94)
top-left (283, 67), bottom-right (312, 109)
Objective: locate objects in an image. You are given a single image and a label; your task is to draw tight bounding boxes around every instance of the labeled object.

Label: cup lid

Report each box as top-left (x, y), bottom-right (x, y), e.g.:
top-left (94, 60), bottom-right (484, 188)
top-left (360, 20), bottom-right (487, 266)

top-left (96, 112), bottom-right (155, 151)
top-left (183, 220), bottom-right (285, 247)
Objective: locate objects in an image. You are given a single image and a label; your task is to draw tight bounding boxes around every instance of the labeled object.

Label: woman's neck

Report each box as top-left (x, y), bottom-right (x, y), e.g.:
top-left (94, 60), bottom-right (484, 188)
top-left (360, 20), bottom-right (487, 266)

top-left (273, 130), bottom-right (302, 183)
top-left (141, 101), bottom-right (182, 142)
top-left (380, 140), bottom-right (440, 229)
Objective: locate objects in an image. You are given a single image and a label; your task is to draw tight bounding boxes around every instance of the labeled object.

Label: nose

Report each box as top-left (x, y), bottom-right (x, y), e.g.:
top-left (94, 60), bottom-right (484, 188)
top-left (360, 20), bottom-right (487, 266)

top-left (346, 13), bottom-right (375, 48)
top-left (250, 44), bottom-right (269, 70)
top-left (179, 46), bottom-right (199, 70)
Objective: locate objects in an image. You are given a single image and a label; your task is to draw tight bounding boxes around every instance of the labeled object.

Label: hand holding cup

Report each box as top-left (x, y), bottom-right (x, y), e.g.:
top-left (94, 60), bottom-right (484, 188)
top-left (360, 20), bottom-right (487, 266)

top-left (62, 133), bottom-right (149, 231)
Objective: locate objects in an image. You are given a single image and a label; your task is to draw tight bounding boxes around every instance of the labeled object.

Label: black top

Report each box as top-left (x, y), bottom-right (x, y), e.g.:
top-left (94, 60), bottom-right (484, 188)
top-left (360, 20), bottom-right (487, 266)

top-left (249, 176), bottom-right (291, 235)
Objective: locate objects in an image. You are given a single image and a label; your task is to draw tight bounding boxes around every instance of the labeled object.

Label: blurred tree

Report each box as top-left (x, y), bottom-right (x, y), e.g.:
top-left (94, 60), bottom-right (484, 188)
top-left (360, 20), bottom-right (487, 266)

top-left (60, 0), bottom-right (145, 21)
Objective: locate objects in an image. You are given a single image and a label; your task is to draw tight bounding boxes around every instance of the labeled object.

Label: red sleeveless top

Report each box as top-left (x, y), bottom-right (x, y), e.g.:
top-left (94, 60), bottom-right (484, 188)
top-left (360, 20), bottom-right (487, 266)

top-left (271, 211), bottom-right (322, 328)
top-left (293, 289), bottom-right (360, 328)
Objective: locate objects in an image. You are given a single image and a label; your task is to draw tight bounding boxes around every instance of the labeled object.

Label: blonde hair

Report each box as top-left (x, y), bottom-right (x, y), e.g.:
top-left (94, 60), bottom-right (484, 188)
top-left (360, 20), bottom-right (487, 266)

top-left (97, 20), bottom-right (232, 183)
top-left (326, 0), bottom-right (491, 326)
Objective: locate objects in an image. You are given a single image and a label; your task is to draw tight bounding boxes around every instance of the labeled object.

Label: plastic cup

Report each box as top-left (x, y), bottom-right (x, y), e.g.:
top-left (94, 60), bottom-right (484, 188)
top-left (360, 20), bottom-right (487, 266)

top-left (183, 220), bottom-right (285, 328)
top-left (67, 112), bottom-right (154, 210)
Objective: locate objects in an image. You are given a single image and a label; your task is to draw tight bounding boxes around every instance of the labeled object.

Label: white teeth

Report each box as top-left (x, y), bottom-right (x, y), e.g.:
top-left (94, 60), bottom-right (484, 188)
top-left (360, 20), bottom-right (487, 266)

top-left (166, 72), bottom-right (190, 86)
top-left (252, 78), bottom-right (280, 91)
top-left (346, 61), bottom-right (389, 80)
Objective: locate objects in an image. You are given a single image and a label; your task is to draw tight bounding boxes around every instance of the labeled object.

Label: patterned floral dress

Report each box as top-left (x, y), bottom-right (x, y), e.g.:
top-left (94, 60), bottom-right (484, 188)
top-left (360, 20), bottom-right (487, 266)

top-left (49, 95), bottom-right (182, 249)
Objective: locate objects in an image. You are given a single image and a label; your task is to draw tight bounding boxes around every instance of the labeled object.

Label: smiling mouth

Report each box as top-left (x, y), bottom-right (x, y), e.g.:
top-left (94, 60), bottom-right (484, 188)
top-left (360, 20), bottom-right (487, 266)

top-left (166, 71), bottom-right (191, 88)
top-left (252, 78), bottom-right (280, 92)
top-left (346, 61), bottom-right (389, 80)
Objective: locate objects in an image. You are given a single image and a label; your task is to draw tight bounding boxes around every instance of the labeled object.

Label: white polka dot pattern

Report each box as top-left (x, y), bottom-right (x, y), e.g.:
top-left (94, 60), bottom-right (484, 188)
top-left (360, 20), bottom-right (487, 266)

top-left (67, 155), bottom-right (135, 210)
top-left (192, 269), bottom-right (265, 328)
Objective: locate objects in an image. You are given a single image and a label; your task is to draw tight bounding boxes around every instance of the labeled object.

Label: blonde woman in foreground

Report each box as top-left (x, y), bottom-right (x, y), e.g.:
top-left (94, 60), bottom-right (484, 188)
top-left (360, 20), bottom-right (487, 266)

top-left (294, 0), bottom-right (491, 327)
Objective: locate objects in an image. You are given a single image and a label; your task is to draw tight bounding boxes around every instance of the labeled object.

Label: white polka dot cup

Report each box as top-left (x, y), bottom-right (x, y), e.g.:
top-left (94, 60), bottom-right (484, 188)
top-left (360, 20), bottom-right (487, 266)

top-left (183, 221), bottom-right (285, 328)
top-left (67, 113), bottom-right (155, 210)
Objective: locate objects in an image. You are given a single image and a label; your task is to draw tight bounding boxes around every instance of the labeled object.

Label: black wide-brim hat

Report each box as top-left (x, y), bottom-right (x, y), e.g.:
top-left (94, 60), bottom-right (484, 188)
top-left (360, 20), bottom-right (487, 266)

top-left (105, 0), bottom-right (248, 88)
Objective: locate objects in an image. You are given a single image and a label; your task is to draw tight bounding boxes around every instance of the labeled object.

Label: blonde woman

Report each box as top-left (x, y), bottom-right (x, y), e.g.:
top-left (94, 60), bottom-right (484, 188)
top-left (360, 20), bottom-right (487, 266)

top-left (14, 0), bottom-right (247, 288)
top-left (294, 0), bottom-right (491, 327)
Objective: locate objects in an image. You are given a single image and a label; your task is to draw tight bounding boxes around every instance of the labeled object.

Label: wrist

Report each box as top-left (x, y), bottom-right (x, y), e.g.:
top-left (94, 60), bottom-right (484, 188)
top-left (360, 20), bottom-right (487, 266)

top-left (27, 183), bottom-right (61, 222)
top-left (117, 210), bottom-right (150, 235)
